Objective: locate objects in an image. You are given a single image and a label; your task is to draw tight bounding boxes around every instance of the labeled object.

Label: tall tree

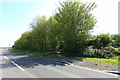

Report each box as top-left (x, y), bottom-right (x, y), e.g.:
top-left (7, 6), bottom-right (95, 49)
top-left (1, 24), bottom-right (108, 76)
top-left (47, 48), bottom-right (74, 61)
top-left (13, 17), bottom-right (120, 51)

top-left (14, 31), bottom-right (32, 50)
top-left (47, 16), bottom-right (59, 50)
top-left (55, 0), bottom-right (96, 55)
top-left (31, 16), bottom-right (48, 51)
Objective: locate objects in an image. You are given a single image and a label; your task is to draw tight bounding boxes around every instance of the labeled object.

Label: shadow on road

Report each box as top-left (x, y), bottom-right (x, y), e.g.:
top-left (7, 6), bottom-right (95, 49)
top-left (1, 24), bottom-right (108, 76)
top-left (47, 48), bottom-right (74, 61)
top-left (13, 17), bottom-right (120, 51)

top-left (1, 50), bottom-right (83, 69)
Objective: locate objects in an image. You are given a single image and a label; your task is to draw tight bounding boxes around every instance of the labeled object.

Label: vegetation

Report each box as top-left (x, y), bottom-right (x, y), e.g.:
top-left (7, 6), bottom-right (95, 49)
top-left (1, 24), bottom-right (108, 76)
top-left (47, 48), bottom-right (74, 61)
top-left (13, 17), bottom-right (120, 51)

top-left (12, 0), bottom-right (119, 63)
top-left (13, 0), bottom-right (97, 56)
top-left (84, 34), bottom-right (119, 58)
top-left (8, 48), bottom-right (118, 65)
top-left (9, 48), bottom-right (55, 57)
top-left (111, 34), bottom-right (120, 47)
top-left (73, 56), bottom-right (118, 65)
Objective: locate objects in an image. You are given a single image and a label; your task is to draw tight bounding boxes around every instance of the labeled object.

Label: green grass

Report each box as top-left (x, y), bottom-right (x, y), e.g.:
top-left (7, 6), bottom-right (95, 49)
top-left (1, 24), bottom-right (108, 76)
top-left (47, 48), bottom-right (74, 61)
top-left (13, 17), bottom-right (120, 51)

top-left (8, 48), bottom-right (119, 65)
top-left (73, 56), bottom-right (118, 65)
top-left (8, 48), bottom-right (55, 57)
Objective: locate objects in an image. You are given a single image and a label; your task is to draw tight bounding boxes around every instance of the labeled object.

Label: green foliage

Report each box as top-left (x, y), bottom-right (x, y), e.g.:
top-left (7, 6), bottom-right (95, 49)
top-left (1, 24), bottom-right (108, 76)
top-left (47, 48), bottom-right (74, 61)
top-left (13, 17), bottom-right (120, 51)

top-left (93, 34), bottom-right (112, 49)
top-left (47, 16), bottom-right (60, 50)
top-left (9, 48), bottom-right (55, 57)
top-left (72, 56), bottom-right (118, 65)
top-left (14, 0), bottom-right (97, 56)
top-left (111, 34), bottom-right (120, 47)
top-left (14, 16), bottom-right (48, 51)
top-left (83, 46), bottom-right (118, 58)
top-left (55, 0), bottom-right (96, 55)
top-left (14, 32), bottom-right (32, 50)
top-left (84, 57), bottom-right (118, 65)
top-left (13, 0), bottom-right (119, 59)
top-left (83, 46), bottom-right (103, 58)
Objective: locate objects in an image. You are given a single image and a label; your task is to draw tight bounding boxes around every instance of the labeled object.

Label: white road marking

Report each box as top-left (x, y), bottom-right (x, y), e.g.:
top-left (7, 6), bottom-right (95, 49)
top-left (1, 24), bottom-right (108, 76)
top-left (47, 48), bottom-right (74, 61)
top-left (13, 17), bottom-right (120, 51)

top-left (11, 61), bottom-right (25, 71)
top-left (69, 64), bottom-right (118, 77)
top-left (3, 55), bottom-right (25, 71)
top-left (2, 54), bottom-right (118, 77)
top-left (4, 56), bottom-right (9, 59)
top-left (47, 58), bottom-right (118, 77)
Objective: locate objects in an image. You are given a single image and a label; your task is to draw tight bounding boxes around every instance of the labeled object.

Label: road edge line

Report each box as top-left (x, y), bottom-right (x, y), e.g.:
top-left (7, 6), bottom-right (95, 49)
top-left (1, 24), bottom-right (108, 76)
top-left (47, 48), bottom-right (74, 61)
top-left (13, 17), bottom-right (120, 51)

top-left (69, 64), bottom-right (118, 77)
top-left (3, 55), bottom-right (25, 71)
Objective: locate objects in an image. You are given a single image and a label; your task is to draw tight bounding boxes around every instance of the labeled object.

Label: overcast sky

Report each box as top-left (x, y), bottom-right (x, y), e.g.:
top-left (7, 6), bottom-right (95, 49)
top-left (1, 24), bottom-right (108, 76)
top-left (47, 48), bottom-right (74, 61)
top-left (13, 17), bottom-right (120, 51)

top-left (0, 0), bottom-right (119, 47)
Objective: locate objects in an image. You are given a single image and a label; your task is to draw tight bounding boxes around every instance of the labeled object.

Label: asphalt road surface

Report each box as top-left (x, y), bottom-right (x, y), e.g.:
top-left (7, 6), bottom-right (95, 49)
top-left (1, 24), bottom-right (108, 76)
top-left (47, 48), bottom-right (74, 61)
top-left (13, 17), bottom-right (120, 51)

top-left (0, 49), bottom-right (119, 79)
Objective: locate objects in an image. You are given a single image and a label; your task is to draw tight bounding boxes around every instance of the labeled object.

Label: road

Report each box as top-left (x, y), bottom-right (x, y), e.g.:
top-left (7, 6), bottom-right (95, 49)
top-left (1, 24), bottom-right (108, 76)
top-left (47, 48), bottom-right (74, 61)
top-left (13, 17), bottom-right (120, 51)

top-left (0, 49), bottom-right (119, 79)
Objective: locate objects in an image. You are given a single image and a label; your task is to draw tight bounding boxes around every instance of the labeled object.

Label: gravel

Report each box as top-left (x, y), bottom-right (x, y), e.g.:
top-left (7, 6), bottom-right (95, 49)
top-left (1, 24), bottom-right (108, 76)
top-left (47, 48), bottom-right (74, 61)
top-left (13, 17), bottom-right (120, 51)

top-left (46, 55), bottom-right (118, 71)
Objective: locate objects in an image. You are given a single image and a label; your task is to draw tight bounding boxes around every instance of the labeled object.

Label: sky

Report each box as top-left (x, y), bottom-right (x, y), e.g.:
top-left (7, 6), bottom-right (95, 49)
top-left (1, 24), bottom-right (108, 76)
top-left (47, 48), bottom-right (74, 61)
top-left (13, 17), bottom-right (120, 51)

top-left (0, 0), bottom-right (119, 47)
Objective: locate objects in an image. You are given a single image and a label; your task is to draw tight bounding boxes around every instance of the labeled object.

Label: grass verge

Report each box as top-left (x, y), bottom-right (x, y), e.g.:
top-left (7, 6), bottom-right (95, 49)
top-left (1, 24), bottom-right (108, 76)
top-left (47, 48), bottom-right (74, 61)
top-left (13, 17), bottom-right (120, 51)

top-left (73, 56), bottom-right (118, 65)
top-left (8, 48), bottom-right (119, 65)
top-left (8, 48), bottom-right (55, 57)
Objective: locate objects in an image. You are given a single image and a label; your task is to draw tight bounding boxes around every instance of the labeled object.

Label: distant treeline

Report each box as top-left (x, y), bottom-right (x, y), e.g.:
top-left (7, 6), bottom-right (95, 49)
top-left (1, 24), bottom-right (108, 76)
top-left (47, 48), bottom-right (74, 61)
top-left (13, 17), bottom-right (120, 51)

top-left (13, 0), bottom-right (120, 57)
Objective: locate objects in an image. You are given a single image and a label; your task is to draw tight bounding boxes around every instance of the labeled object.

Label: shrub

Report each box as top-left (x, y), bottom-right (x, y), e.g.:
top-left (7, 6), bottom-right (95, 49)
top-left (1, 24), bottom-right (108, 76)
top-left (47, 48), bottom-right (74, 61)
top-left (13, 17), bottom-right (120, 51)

top-left (83, 46), bottom-right (117, 58)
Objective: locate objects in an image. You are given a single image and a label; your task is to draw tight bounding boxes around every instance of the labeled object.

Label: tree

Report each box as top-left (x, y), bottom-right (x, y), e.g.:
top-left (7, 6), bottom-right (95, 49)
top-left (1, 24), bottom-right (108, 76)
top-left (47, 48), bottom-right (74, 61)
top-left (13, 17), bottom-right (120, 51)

top-left (14, 0), bottom-right (97, 56)
top-left (30, 16), bottom-right (48, 51)
top-left (47, 16), bottom-right (59, 51)
top-left (14, 32), bottom-right (32, 50)
top-left (93, 34), bottom-right (112, 49)
top-left (55, 0), bottom-right (96, 55)
top-left (111, 34), bottom-right (120, 47)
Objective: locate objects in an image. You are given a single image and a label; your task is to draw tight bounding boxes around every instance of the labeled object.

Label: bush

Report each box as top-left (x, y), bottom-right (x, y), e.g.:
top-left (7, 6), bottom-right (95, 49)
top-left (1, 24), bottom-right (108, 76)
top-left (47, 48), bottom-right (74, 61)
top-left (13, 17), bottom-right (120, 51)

top-left (93, 34), bottom-right (112, 49)
top-left (83, 46), bottom-right (117, 58)
top-left (102, 47), bottom-right (120, 57)
top-left (83, 46), bottom-right (102, 58)
top-left (111, 34), bottom-right (120, 47)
